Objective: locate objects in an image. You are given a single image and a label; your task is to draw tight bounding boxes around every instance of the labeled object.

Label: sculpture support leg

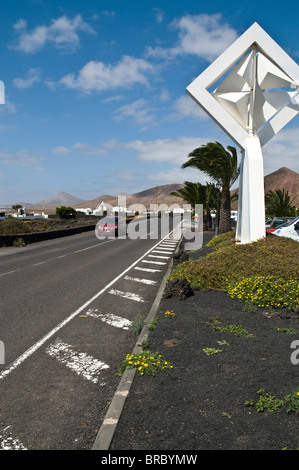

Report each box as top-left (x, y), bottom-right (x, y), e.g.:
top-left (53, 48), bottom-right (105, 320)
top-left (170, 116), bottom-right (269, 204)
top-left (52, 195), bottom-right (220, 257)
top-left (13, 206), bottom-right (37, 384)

top-left (236, 136), bottom-right (265, 244)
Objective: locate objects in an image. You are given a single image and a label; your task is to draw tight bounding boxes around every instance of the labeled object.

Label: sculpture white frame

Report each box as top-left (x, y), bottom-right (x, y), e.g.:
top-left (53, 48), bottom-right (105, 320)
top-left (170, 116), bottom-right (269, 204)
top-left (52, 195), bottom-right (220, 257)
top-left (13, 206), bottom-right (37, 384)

top-left (186, 22), bottom-right (299, 243)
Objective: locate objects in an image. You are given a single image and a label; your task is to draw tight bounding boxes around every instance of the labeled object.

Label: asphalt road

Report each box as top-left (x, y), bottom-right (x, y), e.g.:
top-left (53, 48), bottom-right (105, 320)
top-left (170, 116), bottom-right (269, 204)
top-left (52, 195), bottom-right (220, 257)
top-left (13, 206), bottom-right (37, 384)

top-left (0, 216), bottom-right (182, 450)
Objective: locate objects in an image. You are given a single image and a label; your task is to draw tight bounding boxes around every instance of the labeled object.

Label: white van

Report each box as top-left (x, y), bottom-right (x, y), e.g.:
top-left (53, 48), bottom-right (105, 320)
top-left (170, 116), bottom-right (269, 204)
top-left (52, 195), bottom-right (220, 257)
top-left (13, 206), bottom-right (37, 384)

top-left (273, 216), bottom-right (299, 242)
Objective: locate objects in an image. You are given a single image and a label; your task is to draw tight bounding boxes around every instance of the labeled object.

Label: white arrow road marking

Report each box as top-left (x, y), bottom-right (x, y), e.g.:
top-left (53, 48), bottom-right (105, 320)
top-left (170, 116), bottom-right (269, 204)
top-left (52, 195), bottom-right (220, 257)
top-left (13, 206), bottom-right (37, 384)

top-left (85, 310), bottom-right (131, 330)
top-left (108, 289), bottom-right (146, 303)
top-left (45, 339), bottom-right (109, 384)
top-left (124, 275), bottom-right (157, 285)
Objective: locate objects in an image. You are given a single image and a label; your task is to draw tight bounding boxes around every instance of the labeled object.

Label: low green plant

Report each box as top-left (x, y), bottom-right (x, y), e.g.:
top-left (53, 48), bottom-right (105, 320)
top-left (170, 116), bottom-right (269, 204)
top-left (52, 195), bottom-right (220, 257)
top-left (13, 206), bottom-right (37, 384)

top-left (202, 347), bottom-right (222, 355)
top-left (242, 299), bottom-right (258, 313)
top-left (12, 237), bottom-right (25, 247)
top-left (284, 391), bottom-right (299, 414)
top-left (148, 314), bottom-right (158, 331)
top-left (245, 389), bottom-right (299, 414)
top-left (118, 350), bottom-right (173, 376)
top-left (129, 315), bottom-right (145, 336)
top-left (203, 317), bottom-right (253, 337)
top-left (212, 323), bottom-right (253, 338)
top-left (245, 389), bottom-right (285, 412)
top-left (217, 340), bottom-right (230, 346)
top-left (275, 327), bottom-right (299, 335)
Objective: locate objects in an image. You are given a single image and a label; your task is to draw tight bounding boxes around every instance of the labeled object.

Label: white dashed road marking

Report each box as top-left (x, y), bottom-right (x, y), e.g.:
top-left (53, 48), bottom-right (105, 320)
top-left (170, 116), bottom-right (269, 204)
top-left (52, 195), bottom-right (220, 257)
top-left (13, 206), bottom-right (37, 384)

top-left (108, 289), bottom-right (146, 303)
top-left (85, 310), bottom-right (131, 330)
top-left (134, 266), bottom-right (162, 273)
top-left (124, 275), bottom-right (157, 285)
top-left (45, 338), bottom-right (109, 384)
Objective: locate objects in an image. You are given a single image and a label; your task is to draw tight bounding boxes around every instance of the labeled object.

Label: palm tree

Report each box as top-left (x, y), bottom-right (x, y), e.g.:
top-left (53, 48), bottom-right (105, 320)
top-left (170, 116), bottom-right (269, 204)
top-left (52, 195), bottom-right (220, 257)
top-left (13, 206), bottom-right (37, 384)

top-left (265, 189), bottom-right (296, 217)
top-left (181, 142), bottom-right (240, 233)
top-left (171, 181), bottom-right (219, 230)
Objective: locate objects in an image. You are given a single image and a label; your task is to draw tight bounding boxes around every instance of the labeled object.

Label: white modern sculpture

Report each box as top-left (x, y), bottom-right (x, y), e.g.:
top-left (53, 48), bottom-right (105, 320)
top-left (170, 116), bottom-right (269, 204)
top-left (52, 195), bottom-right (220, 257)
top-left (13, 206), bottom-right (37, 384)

top-left (186, 22), bottom-right (299, 244)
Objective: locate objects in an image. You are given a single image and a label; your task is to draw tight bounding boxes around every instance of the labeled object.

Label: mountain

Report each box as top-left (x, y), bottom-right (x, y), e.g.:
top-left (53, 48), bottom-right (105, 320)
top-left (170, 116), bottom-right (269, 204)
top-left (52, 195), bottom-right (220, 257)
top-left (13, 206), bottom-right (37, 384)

top-left (231, 167), bottom-right (299, 209)
top-left (264, 167), bottom-right (299, 205)
top-left (16, 168), bottom-right (298, 212)
top-left (74, 184), bottom-right (185, 210)
top-left (37, 192), bottom-right (87, 207)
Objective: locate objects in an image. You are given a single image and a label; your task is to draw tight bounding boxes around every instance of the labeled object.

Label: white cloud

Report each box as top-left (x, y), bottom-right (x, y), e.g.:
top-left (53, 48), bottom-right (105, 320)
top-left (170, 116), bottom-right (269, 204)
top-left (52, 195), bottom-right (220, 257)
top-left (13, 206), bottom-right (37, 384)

top-left (51, 142), bottom-right (105, 156)
top-left (13, 67), bottom-right (41, 88)
top-left (0, 149), bottom-right (44, 170)
top-left (263, 127), bottom-right (299, 175)
top-left (113, 99), bottom-right (156, 129)
top-left (146, 166), bottom-right (210, 185)
top-left (172, 95), bottom-right (209, 120)
top-left (146, 13), bottom-right (237, 62)
top-left (56, 55), bottom-right (154, 93)
top-left (51, 146), bottom-right (71, 155)
top-left (11, 15), bottom-right (96, 53)
top-left (126, 136), bottom-right (210, 165)
top-left (153, 8), bottom-right (165, 24)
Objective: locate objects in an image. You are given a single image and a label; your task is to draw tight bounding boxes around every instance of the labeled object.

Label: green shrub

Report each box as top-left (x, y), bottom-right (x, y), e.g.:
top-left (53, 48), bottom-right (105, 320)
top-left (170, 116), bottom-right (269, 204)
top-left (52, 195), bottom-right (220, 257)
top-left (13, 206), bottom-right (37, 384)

top-left (169, 235), bottom-right (299, 295)
top-left (56, 206), bottom-right (76, 219)
top-left (228, 275), bottom-right (299, 308)
top-left (0, 218), bottom-right (30, 234)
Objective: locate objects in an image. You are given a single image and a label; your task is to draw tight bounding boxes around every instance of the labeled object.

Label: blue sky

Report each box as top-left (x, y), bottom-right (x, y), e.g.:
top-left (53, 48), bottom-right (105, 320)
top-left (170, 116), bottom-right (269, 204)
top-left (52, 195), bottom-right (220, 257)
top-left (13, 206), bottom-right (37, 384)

top-left (0, 0), bottom-right (298, 204)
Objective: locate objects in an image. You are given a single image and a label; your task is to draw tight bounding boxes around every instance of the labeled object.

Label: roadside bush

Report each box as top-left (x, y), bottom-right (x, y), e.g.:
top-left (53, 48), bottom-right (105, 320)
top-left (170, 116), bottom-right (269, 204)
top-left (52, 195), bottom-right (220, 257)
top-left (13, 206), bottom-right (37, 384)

top-left (56, 206), bottom-right (76, 219)
top-left (0, 218), bottom-right (30, 234)
top-left (228, 276), bottom-right (299, 309)
top-left (169, 235), bottom-right (299, 296)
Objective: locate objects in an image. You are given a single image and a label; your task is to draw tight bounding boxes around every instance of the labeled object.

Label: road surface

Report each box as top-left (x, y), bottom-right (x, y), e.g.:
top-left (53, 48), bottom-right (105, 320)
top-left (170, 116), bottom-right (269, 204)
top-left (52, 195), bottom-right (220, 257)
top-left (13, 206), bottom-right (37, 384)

top-left (0, 216), bottom-right (182, 449)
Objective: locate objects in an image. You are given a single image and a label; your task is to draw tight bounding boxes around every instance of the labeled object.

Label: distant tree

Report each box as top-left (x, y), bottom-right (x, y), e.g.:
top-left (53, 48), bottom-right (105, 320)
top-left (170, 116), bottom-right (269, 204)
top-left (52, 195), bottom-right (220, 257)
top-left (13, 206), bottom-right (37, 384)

top-left (56, 206), bottom-right (76, 219)
top-left (181, 142), bottom-right (240, 233)
top-left (12, 204), bottom-right (22, 211)
top-left (265, 189), bottom-right (296, 217)
top-left (171, 181), bottom-right (219, 229)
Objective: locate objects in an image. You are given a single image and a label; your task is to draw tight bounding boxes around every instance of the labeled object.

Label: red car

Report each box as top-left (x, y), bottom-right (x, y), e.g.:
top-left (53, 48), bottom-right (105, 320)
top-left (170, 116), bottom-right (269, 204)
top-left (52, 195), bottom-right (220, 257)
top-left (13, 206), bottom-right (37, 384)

top-left (96, 215), bottom-right (126, 238)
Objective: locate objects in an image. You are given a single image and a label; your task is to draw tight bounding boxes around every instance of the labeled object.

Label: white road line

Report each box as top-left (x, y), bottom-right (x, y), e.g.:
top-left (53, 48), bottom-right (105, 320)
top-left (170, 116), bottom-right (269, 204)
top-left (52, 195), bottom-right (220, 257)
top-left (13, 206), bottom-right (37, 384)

top-left (152, 250), bottom-right (173, 254)
top-left (134, 266), bottom-right (162, 273)
top-left (158, 243), bottom-right (177, 250)
top-left (74, 241), bottom-right (112, 253)
top-left (0, 270), bottom-right (15, 277)
top-left (0, 222), bottom-right (182, 381)
top-left (45, 338), bottom-right (109, 384)
top-left (142, 259), bottom-right (166, 265)
top-left (0, 430), bottom-right (27, 450)
top-left (34, 261), bottom-right (45, 266)
top-left (124, 275), bottom-right (157, 285)
top-left (109, 289), bottom-right (146, 303)
top-left (148, 254), bottom-right (170, 259)
top-left (85, 310), bottom-right (131, 330)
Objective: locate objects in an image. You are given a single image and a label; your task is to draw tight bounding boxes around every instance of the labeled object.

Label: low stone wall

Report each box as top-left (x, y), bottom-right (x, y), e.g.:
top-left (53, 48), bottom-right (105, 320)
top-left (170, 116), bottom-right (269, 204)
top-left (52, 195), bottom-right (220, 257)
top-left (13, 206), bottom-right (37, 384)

top-left (0, 224), bottom-right (96, 247)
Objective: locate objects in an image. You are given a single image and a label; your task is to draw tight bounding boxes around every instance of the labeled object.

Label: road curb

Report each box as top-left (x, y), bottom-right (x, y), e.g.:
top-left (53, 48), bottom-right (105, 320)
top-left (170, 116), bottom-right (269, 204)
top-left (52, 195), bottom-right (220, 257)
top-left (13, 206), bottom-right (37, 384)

top-left (91, 234), bottom-right (182, 450)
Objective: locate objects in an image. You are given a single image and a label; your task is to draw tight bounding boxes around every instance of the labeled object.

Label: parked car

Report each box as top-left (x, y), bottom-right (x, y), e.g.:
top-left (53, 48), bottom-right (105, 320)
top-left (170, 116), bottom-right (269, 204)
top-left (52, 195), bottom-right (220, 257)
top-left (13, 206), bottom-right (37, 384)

top-left (96, 215), bottom-right (126, 238)
top-left (271, 216), bottom-right (299, 242)
top-left (266, 220), bottom-right (292, 234)
top-left (265, 217), bottom-right (294, 230)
